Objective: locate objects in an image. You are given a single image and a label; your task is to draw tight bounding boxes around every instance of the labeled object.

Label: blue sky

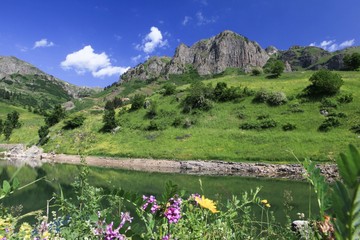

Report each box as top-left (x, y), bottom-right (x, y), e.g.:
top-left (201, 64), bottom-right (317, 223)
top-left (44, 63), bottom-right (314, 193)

top-left (1, 0), bottom-right (359, 87)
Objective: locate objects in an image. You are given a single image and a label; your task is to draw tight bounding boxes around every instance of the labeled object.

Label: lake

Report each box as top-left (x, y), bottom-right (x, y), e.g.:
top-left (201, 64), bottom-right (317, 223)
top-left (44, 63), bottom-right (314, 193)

top-left (0, 161), bottom-right (318, 224)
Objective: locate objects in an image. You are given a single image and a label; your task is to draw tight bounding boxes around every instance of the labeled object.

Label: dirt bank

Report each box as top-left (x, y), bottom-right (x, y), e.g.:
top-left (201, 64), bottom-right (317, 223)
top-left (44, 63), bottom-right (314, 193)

top-left (1, 144), bottom-right (338, 181)
top-left (41, 153), bottom-right (338, 181)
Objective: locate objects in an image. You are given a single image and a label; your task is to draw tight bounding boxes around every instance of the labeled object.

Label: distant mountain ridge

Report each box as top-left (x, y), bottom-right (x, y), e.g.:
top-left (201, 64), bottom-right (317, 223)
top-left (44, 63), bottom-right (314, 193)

top-left (120, 30), bottom-right (360, 82)
top-left (0, 56), bottom-right (99, 110)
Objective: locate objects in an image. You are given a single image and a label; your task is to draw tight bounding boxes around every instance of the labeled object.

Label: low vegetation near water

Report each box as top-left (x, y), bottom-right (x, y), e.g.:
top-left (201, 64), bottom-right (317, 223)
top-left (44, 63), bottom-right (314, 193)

top-left (28, 70), bottom-right (360, 162)
top-left (1, 144), bottom-right (359, 239)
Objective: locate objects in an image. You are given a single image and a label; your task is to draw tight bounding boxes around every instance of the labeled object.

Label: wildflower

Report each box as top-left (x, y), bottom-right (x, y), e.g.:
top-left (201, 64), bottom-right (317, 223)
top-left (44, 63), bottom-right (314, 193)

top-left (162, 234), bottom-right (170, 240)
top-left (164, 196), bottom-right (182, 224)
top-left (18, 222), bottom-right (32, 240)
top-left (142, 195), bottom-right (160, 214)
top-left (261, 199), bottom-right (271, 208)
top-left (195, 196), bottom-right (219, 213)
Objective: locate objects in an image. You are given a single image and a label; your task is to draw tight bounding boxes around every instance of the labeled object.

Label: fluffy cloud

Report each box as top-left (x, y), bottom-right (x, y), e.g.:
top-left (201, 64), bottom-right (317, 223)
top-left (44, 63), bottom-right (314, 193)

top-left (33, 39), bottom-right (54, 49)
top-left (182, 16), bottom-right (192, 26)
top-left (137, 26), bottom-right (168, 54)
top-left (196, 11), bottom-right (217, 26)
top-left (61, 45), bottom-right (129, 78)
top-left (310, 39), bottom-right (355, 52)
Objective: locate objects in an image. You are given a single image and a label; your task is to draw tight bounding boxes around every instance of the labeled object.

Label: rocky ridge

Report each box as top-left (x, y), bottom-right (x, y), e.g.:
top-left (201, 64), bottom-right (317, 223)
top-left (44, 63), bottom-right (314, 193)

top-left (120, 31), bottom-right (360, 83)
top-left (121, 30), bottom-right (270, 82)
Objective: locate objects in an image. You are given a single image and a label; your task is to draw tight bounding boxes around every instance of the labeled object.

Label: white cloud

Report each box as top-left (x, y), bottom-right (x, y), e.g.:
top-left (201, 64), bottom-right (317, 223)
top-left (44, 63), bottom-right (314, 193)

top-left (309, 39), bottom-right (355, 52)
top-left (196, 11), bottom-right (217, 26)
top-left (182, 16), bottom-right (192, 26)
top-left (61, 45), bottom-right (129, 78)
top-left (137, 26), bottom-right (168, 54)
top-left (339, 39), bottom-right (355, 48)
top-left (131, 54), bottom-right (142, 63)
top-left (33, 39), bottom-right (54, 49)
top-left (93, 66), bottom-right (129, 78)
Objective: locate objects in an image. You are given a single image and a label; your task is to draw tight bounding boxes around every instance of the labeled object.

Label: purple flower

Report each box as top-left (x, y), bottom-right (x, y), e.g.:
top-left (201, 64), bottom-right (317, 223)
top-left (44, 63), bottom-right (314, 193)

top-left (162, 234), bottom-right (170, 240)
top-left (164, 196), bottom-right (182, 224)
top-left (142, 195), bottom-right (160, 214)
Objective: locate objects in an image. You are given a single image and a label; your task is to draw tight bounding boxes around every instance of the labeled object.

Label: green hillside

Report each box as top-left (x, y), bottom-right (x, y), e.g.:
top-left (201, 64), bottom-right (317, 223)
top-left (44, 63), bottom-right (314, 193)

top-left (0, 102), bottom-right (44, 143)
top-left (40, 70), bottom-right (360, 162)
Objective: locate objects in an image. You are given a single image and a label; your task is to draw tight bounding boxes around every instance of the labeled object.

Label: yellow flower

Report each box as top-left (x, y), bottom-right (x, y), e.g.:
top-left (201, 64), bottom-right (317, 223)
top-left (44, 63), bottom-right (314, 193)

top-left (261, 199), bottom-right (271, 208)
top-left (195, 195), bottom-right (219, 213)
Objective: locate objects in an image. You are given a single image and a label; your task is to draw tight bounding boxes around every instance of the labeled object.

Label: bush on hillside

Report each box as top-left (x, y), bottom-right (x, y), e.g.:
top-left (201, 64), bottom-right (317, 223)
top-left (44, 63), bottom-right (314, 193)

top-left (282, 123), bottom-right (296, 131)
top-left (344, 52), bottom-right (360, 70)
top-left (162, 83), bottom-right (177, 96)
top-left (318, 117), bottom-right (341, 132)
top-left (213, 82), bottom-right (242, 102)
top-left (251, 67), bottom-right (262, 76)
top-left (63, 115), bottom-right (86, 130)
top-left (268, 60), bottom-right (285, 78)
top-left (182, 82), bottom-right (213, 112)
top-left (130, 94), bottom-right (146, 111)
top-left (305, 70), bottom-right (344, 97)
top-left (320, 98), bottom-right (338, 109)
top-left (337, 93), bottom-right (353, 104)
top-left (267, 91), bottom-right (288, 106)
top-left (38, 125), bottom-right (50, 145)
top-left (253, 89), bottom-right (288, 106)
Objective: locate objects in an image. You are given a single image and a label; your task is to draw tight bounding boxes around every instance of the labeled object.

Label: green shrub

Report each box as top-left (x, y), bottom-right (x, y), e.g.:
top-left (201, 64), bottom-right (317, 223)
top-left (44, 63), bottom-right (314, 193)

top-left (130, 94), bottom-right (146, 111)
top-left (146, 119), bottom-right (168, 131)
top-left (268, 60), bottom-right (285, 78)
top-left (267, 91), bottom-right (288, 106)
top-left (318, 117), bottom-right (341, 132)
top-left (337, 93), bottom-right (353, 104)
top-left (172, 116), bottom-right (184, 127)
top-left (253, 89), bottom-right (270, 103)
top-left (163, 83), bottom-right (177, 96)
top-left (259, 119), bottom-right (277, 129)
top-left (320, 98), bottom-right (338, 109)
top-left (282, 123), bottom-right (296, 131)
top-left (306, 70), bottom-right (344, 97)
top-left (350, 124), bottom-right (360, 134)
top-left (145, 101), bottom-right (158, 119)
top-left (63, 115), bottom-right (86, 130)
top-left (251, 68), bottom-right (262, 76)
top-left (182, 82), bottom-right (213, 112)
top-left (213, 82), bottom-right (243, 102)
top-left (344, 52), bottom-right (360, 70)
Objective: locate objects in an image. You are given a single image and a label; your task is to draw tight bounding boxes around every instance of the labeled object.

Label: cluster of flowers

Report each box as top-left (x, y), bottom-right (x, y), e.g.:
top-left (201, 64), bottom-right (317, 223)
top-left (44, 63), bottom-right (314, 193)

top-left (142, 195), bottom-right (160, 214)
top-left (164, 196), bottom-right (182, 224)
top-left (94, 211), bottom-right (133, 240)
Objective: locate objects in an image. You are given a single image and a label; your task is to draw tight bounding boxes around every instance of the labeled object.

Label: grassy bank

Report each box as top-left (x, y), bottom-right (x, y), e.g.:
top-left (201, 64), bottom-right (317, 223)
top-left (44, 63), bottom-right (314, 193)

top-left (41, 71), bottom-right (360, 162)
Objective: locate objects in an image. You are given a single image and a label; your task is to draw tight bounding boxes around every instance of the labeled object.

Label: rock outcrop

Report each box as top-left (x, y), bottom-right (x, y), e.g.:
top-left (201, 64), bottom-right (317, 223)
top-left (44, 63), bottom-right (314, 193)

top-left (121, 30), bottom-right (270, 82)
top-left (121, 56), bottom-right (171, 82)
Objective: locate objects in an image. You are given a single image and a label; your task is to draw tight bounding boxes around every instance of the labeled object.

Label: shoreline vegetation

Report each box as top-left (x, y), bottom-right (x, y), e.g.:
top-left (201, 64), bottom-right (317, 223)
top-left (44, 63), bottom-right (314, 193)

top-left (1, 144), bottom-right (338, 181)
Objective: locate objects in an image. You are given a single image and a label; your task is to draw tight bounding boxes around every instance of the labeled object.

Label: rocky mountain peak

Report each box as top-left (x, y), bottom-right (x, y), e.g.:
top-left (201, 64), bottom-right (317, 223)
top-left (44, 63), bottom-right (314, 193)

top-left (121, 30), bottom-right (270, 82)
top-left (0, 56), bottom-right (45, 79)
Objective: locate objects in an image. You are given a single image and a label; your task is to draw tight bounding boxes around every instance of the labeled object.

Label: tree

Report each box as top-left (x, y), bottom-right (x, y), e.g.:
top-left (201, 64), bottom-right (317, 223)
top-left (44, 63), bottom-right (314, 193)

top-left (45, 104), bottom-right (66, 126)
top-left (38, 125), bottom-right (50, 145)
top-left (0, 119), bottom-right (3, 136)
top-left (102, 109), bottom-right (117, 132)
top-left (63, 115), bottom-right (86, 130)
top-left (306, 69), bottom-right (344, 96)
top-left (344, 52), bottom-right (360, 70)
top-left (162, 83), bottom-right (176, 96)
top-left (269, 60), bottom-right (285, 78)
top-left (130, 94), bottom-right (146, 111)
top-left (7, 111), bottom-right (21, 129)
top-left (3, 120), bottom-right (13, 141)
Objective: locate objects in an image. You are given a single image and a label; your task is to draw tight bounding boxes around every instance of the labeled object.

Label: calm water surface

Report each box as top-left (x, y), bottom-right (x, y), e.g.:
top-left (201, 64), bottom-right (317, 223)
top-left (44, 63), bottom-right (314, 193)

top-left (0, 162), bottom-right (318, 223)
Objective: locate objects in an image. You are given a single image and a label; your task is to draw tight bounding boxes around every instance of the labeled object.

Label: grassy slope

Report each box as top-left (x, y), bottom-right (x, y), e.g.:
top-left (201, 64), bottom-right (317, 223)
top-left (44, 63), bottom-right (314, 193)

top-left (0, 102), bottom-right (44, 144)
top-left (42, 71), bottom-right (360, 162)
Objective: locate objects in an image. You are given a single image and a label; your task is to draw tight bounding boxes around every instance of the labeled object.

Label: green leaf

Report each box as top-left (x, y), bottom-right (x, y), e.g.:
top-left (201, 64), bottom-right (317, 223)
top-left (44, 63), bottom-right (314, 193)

top-left (2, 180), bottom-right (11, 194)
top-left (12, 177), bottom-right (20, 190)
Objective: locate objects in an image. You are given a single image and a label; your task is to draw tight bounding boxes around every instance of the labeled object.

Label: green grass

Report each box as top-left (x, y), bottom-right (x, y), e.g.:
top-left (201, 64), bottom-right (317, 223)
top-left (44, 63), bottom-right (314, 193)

top-left (41, 71), bottom-right (360, 162)
top-left (0, 102), bottom-right (44, 144)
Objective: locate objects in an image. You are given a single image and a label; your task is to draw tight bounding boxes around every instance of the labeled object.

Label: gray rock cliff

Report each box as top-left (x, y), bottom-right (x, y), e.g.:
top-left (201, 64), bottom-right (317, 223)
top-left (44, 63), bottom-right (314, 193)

top-left (121, 30), bottom-right (270, 82)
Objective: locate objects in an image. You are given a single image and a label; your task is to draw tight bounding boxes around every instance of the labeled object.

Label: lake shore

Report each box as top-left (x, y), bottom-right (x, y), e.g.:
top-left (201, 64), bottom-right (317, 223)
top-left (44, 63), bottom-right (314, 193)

top-left (1, 144), bottom-right (338, 181)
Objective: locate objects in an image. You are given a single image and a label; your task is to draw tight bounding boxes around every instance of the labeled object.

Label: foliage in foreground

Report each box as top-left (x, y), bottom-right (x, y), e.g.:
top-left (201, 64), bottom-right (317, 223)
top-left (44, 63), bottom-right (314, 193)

top-left (1, 145), bottom-right (360, 239)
